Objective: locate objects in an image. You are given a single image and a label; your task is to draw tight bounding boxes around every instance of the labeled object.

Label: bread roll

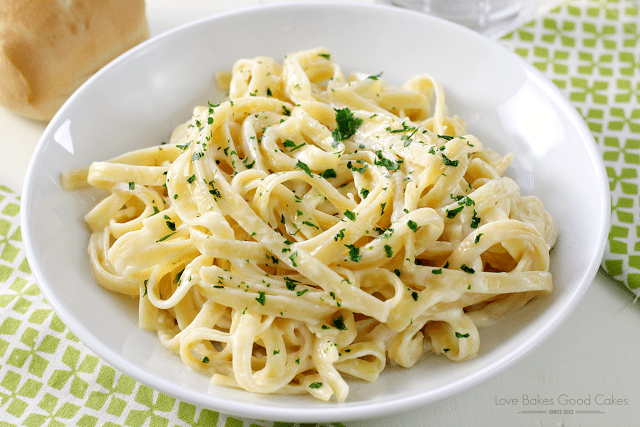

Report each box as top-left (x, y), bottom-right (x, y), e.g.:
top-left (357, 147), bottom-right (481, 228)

top-left (0, 0), bottom-right (150, 121)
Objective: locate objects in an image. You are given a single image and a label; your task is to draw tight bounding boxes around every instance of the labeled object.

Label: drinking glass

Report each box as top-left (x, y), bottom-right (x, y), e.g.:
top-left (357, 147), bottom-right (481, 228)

top-left (380, 0), bottom-right (537, 38)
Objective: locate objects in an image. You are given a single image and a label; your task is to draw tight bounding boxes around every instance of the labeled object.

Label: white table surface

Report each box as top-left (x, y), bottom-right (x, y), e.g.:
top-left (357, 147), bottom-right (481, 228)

top-left (2, 1), bottom-right (638, 426)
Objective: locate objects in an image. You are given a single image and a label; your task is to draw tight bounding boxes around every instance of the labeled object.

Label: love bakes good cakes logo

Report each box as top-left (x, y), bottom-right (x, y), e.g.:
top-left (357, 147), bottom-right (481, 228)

top-left (494, 394), bottom-right (629, 416)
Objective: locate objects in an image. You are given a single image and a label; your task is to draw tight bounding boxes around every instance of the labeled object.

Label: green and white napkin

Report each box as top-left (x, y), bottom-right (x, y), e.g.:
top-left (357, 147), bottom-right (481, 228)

top-left (1, 1), bottom-right (638, 425)
top-left (501, 0), bottom-right (640, 294)
top-left (1, 184), bottom-right (344, 427)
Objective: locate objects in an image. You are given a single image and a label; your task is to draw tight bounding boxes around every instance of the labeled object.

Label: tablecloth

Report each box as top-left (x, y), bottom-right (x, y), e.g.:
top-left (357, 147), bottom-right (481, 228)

top-left (1, 0), bottom-right (638, 425)
top-left (500, 0), bottom-right (640, 294)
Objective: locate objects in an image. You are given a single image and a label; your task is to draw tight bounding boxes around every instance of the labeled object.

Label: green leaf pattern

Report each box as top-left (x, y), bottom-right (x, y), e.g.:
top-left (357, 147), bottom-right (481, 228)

top-left (502, 0), bottom-right (640, 292)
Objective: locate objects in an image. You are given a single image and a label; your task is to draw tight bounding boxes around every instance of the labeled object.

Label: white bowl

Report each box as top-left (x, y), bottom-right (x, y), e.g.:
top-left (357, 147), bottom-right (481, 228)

top-left (22, 2), bottom-right (609, 422)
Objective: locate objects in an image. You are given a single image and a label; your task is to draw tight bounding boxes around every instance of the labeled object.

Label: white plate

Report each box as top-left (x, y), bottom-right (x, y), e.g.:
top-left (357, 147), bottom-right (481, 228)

top-left (21, 3), bottom-right (609, 422)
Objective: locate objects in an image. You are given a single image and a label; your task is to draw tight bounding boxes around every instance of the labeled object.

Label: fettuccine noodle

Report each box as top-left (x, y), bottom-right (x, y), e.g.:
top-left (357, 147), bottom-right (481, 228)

top-left (62, 47), bottom-right (557, 402)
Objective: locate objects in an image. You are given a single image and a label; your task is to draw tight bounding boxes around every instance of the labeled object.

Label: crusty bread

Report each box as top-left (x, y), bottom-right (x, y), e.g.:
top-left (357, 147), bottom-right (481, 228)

top-left (0, 0), bottom-right (149, 121)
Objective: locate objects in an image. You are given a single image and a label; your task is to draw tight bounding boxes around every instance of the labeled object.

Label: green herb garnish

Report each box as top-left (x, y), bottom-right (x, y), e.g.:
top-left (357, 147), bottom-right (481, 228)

top-left (332, 108), bottom-right (363, 142)
top-left (284, 277), bottom-right (299, 291)
top-left (446, 206), bottom-right (464, 218)
top-left (460, 264), bottom-right (475, 274)
top-left (374, 150), bottom-right (400, 171)
top-left (470, 210), bottom-right (481, 228)
top-left (345, 244), bottom-right (362, 262)
top-left (321, 169), bottom-right (337, 179)
top-left (283, 139), bottom-right (306, 152)
top-left (295, 160), bottom-right (313, 177)
top-left (384, 244), bottom-right (393, 258)
top-left (332, 315), bottom-right (348, 330)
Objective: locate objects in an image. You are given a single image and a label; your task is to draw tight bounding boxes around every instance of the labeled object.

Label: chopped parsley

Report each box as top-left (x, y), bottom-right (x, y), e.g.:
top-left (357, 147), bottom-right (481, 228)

top-left (295, 160), bottom-right (313, 177)
top-left (156, 232), bottom-right (176, 242)
top-left (402, 127), bottom-right (420, 147)
top-left (209, 185), bottom-right (222, 198)
top-left (332, 107), bottom-right (363, 142)
top-left (379, 227), bottom-right (394, 239)
top-left (374, 150), bottom-right (400, 171)
top-left (446, 205), bottom-right (464, 218)
top-left (460, 264), bottom-right (475, 274)
top-left (332, 315), bottom-right (348, 330)
top-left (386, 122), bottom-right (413, 133)
top-left (283, 139), bottom-right (306, 152)
top-left (284, 277), bottom-right (299, 291)
top-left (407, 220), bottom-right (418, 232)
top-left (344, 244), bottom-right (362, 262)
top-left (302, 220), bottom-right (319, 229)
top-left (470, 210), bottom-right (481, 228)
top-left (455, 332), bottom-right (470, 339)
top-left (309, 382), bottom-right (323, 389)
top-left (344, 210), bottom-right (356, 221)
top-left (321, 168), bottom-right (337, 179)
top-left (441, 153), bottom-right (458, 167)
top-left (355, 164), bottom-right (369, 174)
top-left (289, 251), bottom-right (298, 267)
top-left (458, 196), bottom-right (475, 207)
top-left (255, 291), bottom-right (266, 306)
top-left (348, 161), bottom-right (368, 174)
top-left (128, 182), bottom-right (135, 190)
top-left (384, 244), bottom-right (393, 258)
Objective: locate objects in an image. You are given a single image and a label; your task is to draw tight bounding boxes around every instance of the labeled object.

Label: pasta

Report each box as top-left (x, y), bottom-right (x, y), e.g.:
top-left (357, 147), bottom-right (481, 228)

top-left (62, 47), bottom-right (557, 402)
